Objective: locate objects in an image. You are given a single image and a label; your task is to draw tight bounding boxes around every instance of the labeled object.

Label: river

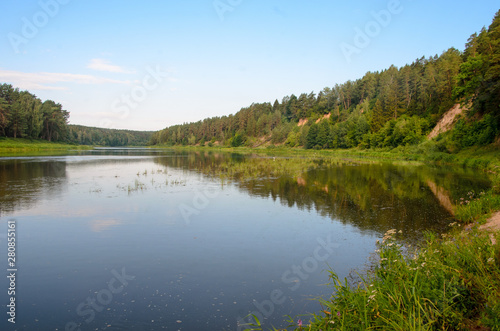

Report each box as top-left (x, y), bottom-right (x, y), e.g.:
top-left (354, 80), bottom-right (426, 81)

top-left (0, 148), bottom-right (491, 330)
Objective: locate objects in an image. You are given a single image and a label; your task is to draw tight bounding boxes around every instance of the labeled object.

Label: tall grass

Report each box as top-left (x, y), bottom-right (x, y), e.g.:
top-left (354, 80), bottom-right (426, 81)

top-left (455, 191), bottom-right (500, 223)
top-left (276, 228), bottom-right (500, 331)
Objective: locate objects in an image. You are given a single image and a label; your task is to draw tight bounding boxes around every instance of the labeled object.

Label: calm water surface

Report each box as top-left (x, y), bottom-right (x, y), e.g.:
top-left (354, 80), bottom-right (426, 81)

top-left (0, 148), bottom-right (491, 330)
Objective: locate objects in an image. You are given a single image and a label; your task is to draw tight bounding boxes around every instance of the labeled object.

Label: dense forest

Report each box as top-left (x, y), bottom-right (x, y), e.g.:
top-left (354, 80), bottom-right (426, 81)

top-left (0, 83), bottom-right (152, 146)
top-left (67, 125), bottom-right (152, 146)
top-left (150, 10), bottom-right (500, 152)
top-left (0, 83), bottom-right (69, 141)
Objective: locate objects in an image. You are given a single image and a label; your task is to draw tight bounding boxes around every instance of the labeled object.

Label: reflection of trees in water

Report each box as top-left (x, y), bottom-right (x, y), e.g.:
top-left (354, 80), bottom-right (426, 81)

top-left (1, 150), bottom-right (490, 241)
top-left (238, 172), bottom-right (447, 241)
top-left (154, 151), bottom-right (491, 241)
top-left (0, 154), bottom-right (164, 217)
top-left (0, 159), bottom-right (67, 216)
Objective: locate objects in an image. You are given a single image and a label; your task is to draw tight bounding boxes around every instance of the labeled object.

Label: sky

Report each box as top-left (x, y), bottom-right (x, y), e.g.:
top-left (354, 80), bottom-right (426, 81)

top-left (0, 1), bottom-right (498, 131)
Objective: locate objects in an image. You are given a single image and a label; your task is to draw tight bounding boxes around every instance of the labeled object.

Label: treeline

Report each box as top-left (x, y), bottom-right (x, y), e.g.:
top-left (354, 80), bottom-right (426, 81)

top-left (0, 83), bottom-right (69, 141)
top-left (0, 83), bottom-right (153, 146)
top-left (67, 125), bottom-right (153, 146)
top-left (150, 10), bottom-right (500, 151)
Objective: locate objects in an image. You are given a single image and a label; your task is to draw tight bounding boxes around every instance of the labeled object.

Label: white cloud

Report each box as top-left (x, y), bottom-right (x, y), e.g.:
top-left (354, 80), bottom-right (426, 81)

top-left (0, 69), bottom-right (131, 91)
top-left (87, 58), bottom-right (134, 73)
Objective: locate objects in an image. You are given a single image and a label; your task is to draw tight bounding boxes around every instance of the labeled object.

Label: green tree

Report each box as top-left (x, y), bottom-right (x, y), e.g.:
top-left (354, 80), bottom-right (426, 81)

top-left (0, 97), bottom-right (9, 136)
top-left (371, 99), bottom-right (389, 132)
top-left (41, 101), bottom-right (69, 141)
top-left (9, 98), bottom-right (26, 138)
top-left (455, 11), bottom-right (500, 116)
top-left (316, 120), bottom-right (330, 148)
top-left (231, 133), bottom-right (243, 147)
top-left (306, 123), bottom-right (319, 149)
top-left (22, 93), bottom-right (43, 139)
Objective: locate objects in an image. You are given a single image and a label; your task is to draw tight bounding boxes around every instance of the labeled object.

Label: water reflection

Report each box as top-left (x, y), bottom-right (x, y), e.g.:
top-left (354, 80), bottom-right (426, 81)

top-left (1, 150), bottom-right (491, 242)
top-left (89, 219), bottom-right (121, 232)
top-left (153, 151), bottom-right (491, 241)
top-left (0, 148), bottom-right (493, 330)
top-left (0, 158), bottom-right (67, 216)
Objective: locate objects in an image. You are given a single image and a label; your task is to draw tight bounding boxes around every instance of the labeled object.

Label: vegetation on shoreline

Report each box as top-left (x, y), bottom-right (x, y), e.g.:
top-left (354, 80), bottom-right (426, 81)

top-left (0, 83), bottom-right (69, 141)
top-left (228, 150), bottom-right (499, 330)
top-left (152, 142), bottom-right (500, 172)
top-left (67, 125), bottom-right (153, 147)
top-left (1, 7), bottom-right (498, 331)
top-left (0, 137), bottom-right (92, 153)
top-left (288, 227), bottom-right (500, 330)
top-left (236, 160), bottom-right (500, 330)
top-left (150, 11), bottom-right (500, 155)
top-left (0, 83), bottom-right (153, 147)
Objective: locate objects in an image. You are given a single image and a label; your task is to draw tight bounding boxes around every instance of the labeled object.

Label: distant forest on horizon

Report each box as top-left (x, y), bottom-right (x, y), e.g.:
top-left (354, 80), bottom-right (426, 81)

top-left (0, 84), bottom-right (153, 146)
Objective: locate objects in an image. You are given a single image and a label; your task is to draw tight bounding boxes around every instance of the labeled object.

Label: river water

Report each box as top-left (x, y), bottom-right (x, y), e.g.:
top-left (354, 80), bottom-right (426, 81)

top-left (0, 148), bottom-right (491, 330)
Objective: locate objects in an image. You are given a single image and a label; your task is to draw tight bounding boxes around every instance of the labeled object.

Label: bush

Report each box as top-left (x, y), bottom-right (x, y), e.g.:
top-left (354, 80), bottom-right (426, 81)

top-left (452, 114), bottom-right (499, 149)
top-left (231, 133), bottom-right (244, 147)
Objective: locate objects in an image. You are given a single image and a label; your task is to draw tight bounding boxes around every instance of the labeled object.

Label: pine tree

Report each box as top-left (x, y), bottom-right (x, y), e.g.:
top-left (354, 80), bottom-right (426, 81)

top-left (0, 97), bottom-right (9, 136)
top-left (371, 99), bottom-right (389, 132)
top-left (306, 123), bottom-right (319, 149)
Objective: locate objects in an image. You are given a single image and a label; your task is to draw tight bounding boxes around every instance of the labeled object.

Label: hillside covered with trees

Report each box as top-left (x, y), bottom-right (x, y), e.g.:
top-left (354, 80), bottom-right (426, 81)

top-left (150, 10), bottom-right (500, 152)
top-left (0, 83), bottom-right (152, 146)
top-left (67, 125), bottom-right (152, 146)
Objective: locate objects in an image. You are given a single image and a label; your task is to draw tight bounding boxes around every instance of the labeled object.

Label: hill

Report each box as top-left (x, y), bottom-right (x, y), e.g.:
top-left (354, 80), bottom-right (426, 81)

top-left (150, 10), bottom-right (500, 153)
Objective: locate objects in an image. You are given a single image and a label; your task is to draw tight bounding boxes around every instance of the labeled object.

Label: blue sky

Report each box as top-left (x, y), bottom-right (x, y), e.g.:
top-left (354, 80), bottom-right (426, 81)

top-left (0, 1), bottom-right (498, 131)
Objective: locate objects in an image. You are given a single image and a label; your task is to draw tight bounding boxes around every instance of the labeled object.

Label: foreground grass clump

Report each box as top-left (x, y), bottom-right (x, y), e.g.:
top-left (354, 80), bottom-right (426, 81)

top-left (455, 191), bottom-right (500, 224)
top-left (287, 228), bottom-right (500, 331)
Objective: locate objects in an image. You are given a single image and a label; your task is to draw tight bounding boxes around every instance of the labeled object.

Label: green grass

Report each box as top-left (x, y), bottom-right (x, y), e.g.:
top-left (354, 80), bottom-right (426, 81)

top-left (307, 228), bottom-right (500, 330)
top-left (455, 192), bottom-right (500, 224)
top-left (0, 137), bottom-right (92, 154)
top-left (248, 228), bottom-right (500, 331)
top-left (149, 143), bottom-right (500, 170)
top-left (213, 144), bottom-right (500, 330)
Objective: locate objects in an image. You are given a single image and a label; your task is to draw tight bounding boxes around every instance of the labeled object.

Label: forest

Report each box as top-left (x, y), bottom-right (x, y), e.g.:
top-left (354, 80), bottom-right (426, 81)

top-left (150, 11), bottom-right (500, 152)
top-left (67, 125), bottom-right (152, 146)
top-left (0, 83), bottom-right (69, 142)
top-left (2, 11), bottom-right (498, 151)
top-left (0, 83), bottom-right (152, 146)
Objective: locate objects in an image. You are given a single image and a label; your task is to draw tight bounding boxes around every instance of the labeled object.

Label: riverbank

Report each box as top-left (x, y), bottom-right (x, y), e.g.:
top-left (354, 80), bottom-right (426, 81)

top-left (218, 146), bottom-right (500, 330)
top-left (155, 145), bottom-right (500, 223)
top-left (242, 214), bottom-right (500, 331)
top-left (481, 211), bottom-right (500, 233)
top-left (151, 143), bottom-right (500, 170)
top-left (278, 178), bottom-right (499, 329)
top-left (0, 137), bottom-right (93, 154)
top-left (2, 139), bottom-right (499, 329)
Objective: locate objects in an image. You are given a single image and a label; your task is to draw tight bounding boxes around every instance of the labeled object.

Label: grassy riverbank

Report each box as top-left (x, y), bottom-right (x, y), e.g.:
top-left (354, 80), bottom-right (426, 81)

top-left (151, 143), bottom-right (500, 169)
top-left (221, 146), bottom-right (500, 330)
top-left (0, 137), bottom-right (93, 154)
top-left (298, 185), bottom-right (500, 329)
top-left (286, 226), bottom-right (500, 330)
top-left (245, 219), bottom-right (500, 331)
